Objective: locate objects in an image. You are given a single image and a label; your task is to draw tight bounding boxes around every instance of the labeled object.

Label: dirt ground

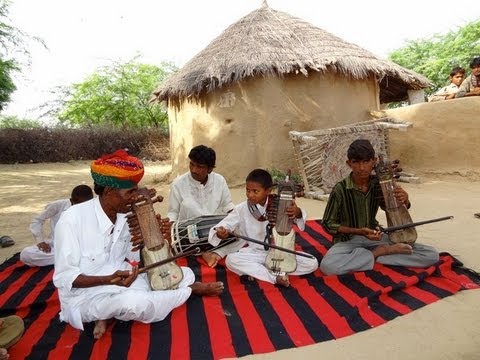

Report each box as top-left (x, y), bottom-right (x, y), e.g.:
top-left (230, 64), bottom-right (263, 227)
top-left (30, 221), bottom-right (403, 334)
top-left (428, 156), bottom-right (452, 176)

top-left (1, 161), bottom-right (479, 359)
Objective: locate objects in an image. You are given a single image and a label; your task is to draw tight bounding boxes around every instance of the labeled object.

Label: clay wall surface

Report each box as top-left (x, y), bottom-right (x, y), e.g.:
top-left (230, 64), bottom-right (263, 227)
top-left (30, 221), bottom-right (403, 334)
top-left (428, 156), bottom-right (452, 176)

top-left (168, 72), bottom-right (379, 185)
top-left (387, 97), bottom-right (480, 177)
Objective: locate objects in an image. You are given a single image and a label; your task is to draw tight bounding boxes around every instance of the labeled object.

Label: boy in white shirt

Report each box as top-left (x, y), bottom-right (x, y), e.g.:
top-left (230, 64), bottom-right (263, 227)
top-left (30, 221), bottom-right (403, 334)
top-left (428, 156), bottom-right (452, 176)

top-left (209, 169), bottom-right (318, 287)
top-left (167, 145), bottom-right (235, 266)
top-left (20, 184), bottom-right (93, 266)
top-left (429, 66), bottom-right (465, 102)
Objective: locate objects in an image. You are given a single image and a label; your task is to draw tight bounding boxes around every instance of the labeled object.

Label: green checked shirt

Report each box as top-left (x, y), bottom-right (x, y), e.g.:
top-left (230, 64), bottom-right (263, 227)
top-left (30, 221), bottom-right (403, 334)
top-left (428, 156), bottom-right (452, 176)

top-left (322, 173), bottom-right (385, 244)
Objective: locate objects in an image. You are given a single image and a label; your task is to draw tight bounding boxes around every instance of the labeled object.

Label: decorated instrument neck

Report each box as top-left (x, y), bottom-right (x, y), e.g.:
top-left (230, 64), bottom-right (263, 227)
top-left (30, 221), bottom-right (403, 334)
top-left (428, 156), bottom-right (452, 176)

top-left (126, 187), bottom-right (165, 251)
top-left (374, 155), bottom-right (417, 244)
top-left (264, 170), bottom-right (303, 275)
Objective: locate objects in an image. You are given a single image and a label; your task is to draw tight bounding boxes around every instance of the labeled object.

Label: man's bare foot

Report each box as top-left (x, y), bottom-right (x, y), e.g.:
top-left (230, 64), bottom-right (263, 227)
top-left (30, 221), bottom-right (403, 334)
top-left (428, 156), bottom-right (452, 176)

top-left (201, 252), bottom-right (221, 268)
top-left (0, 348), bottom-right (8, 360)
top-left (93, 319), bottom-right (112, 340)
top-left (190, 281), bottom-right (224, 296)
top-left (276, 275), bottom-right (290, 287)
top-left (373, 243), bottom-right (413, 258)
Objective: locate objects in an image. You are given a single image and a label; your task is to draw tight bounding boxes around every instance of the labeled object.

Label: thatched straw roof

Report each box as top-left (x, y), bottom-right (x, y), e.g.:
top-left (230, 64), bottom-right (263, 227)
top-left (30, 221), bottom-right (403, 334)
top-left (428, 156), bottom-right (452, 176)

top-left (153, 3), bottom-right (431, 104)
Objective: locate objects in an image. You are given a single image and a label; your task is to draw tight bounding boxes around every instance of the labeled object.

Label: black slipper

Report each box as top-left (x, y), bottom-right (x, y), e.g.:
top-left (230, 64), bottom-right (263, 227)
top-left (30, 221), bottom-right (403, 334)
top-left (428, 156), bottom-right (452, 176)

top-left (0, 236), bottom-right (15, 248)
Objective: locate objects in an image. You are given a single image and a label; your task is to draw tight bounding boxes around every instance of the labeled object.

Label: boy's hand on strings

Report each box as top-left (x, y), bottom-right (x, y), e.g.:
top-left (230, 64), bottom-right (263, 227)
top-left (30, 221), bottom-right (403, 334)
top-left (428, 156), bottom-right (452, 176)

top-left (215, 226), bottom-right (231, 240)
top-left (286, 200), bottom-right (302, 219)
top-left (157, 214), bottom-right (172, 244)
top-left (393, 185), bottom-right (409, 206)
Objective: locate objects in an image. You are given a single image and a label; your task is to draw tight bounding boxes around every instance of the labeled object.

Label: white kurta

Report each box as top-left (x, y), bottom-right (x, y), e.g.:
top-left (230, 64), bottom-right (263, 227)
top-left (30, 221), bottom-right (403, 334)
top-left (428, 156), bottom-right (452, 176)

top-left (208, 201), bottom-right (318, 284)
top-left (167, 172), bottom-right (234, 222)
top-left (53, 197), bottom-right (194, 330)
top-left (20, 198), bottom-right (71, 266)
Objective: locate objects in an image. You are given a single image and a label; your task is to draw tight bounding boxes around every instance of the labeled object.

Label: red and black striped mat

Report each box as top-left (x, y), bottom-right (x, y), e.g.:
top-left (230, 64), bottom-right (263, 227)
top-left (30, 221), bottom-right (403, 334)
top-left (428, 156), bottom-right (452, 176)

top-left (1, 220), bottom-right (479, 359)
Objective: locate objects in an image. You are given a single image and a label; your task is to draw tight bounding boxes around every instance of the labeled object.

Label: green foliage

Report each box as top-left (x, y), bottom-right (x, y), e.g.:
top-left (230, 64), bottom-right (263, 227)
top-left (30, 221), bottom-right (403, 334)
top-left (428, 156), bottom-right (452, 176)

top-left (0, 0), bottom-right (44, 112)
top-left (269, 168), bottom-right (302, 185)
top-left (0, 0), bottom-right (19, 52)
top-left (0, 114), bottom-right (42, 129)
top-left (0, 1), bottom-right (19, 110)
top-left (0, 58), bottom-right (16, 109)
top-left (389, 20), bottom-right (480, 93)
top-left (57, 59), bottom-right (176, 129)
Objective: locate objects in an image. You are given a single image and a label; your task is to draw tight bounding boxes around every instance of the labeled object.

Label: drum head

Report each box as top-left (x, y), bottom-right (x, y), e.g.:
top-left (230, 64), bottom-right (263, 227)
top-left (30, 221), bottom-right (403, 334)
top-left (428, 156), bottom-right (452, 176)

top-left (171, 215), bottom-right (227, 255)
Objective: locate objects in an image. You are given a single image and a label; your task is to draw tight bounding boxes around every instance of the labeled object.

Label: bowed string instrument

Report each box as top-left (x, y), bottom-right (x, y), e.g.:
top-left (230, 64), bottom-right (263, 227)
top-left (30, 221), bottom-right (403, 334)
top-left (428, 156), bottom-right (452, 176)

top-left (126, 187), bottom-right (199, 290)
top-left (374, 155), bottom-right (453, 243)
top-left (231, 170), bottom-right (315, 275)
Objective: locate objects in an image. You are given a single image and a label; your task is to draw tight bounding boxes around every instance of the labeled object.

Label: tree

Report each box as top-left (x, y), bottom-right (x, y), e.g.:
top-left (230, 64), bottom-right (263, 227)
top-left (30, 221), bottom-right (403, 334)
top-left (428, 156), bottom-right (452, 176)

top-left (57, 59), bottom-right (176, 129)
top-left (389, 20), bottom-right (480, 93)
top-left (0, 0), bottom-right (22, 110)
top-left (0, 0), bottom-right (44, 111)
top-left (0, 58), bottom-right (17, 109)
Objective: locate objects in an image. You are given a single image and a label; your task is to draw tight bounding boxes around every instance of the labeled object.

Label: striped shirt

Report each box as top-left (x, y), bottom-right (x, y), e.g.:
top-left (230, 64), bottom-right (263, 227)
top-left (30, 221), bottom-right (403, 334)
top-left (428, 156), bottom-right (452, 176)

top-left (322, 174), bottom-right (385, 243)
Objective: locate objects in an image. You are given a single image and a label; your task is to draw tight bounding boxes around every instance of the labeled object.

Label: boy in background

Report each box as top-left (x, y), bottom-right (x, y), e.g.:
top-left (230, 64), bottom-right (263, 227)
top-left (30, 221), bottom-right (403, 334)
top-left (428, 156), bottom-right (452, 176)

top-left (20, 184), bottom-right (93, 266)
top-left (455, 56), bottom-right (480, 98)
top-left (428, 66), bottom-right (465, 102)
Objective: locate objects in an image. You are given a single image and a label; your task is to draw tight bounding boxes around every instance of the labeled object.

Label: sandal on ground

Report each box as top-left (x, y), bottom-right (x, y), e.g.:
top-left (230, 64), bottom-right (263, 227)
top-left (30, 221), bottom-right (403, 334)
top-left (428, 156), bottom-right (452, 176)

top-left (0, 236), bottom-right (15, 248)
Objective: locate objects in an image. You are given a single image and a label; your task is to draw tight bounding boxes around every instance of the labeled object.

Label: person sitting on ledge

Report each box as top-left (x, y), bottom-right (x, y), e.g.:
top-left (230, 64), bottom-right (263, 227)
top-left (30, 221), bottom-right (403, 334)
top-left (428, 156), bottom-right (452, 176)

top-left (428, 66), bottom-right (465, 102)
top-left (455, 56), bottom-right (480, 98)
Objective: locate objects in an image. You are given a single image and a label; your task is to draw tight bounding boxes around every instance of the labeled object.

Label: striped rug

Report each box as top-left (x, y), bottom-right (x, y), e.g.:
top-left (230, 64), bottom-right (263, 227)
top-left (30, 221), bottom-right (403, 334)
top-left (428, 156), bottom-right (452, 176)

top-left (1, 220), bottom-right (479, 359)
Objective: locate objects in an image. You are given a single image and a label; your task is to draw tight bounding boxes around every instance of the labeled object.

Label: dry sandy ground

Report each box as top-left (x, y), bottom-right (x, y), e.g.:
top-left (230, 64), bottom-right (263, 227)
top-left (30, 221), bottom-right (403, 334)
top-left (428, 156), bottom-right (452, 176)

top-left (1, 161), bottom-right (479, 360)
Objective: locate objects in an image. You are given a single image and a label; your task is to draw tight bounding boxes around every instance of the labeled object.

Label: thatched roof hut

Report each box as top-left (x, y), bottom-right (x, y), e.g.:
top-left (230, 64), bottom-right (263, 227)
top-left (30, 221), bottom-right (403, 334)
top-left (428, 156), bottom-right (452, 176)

top-left (154, 3), bottom-right (429, 104)
top-left (152, 3), bottom-right (430, 185)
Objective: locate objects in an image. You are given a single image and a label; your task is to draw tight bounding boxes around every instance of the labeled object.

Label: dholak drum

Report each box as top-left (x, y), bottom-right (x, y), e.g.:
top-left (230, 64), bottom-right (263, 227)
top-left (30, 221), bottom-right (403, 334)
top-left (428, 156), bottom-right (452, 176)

top-left (170, 215), bottom-right (237, 255)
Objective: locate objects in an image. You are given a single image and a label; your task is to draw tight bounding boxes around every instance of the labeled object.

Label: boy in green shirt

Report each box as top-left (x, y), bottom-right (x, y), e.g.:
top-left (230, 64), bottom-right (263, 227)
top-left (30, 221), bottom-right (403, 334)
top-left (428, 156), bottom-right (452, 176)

top-left (320, 139), bottom-right (439, 275)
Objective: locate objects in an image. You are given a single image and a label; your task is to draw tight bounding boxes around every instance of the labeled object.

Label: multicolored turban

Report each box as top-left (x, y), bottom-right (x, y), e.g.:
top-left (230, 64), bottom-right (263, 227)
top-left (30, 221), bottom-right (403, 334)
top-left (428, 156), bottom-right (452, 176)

top-left (91, 149), bottom-right (144, 189)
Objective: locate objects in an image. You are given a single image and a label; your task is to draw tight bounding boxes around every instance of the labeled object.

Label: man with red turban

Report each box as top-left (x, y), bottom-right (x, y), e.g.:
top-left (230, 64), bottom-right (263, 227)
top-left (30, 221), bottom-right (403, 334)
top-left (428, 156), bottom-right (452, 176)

top-left (53, 150), bottom-right (223, 339)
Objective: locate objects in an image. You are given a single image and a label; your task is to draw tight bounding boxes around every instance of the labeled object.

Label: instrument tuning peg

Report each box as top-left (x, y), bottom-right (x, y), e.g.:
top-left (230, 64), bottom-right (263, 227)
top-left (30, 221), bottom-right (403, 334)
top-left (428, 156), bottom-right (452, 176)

top-left (152, 195), bottom-right (164, 204)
